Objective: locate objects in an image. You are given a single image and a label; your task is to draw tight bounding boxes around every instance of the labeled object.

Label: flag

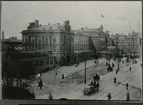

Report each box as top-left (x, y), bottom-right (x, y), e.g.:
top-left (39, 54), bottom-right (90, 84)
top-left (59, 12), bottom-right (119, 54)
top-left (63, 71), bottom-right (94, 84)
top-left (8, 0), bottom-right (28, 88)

top-left (117, 17), bottom-right (124, 20)
top-left (101, 14), bottom-right (104, 18)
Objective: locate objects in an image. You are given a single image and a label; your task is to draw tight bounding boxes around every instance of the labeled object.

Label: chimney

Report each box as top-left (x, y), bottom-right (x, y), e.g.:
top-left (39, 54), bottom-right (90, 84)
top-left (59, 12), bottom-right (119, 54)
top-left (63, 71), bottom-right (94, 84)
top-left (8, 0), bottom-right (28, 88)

top-left (81, 28), bottom-right (84, 32)
top-left (35, 20), bottom-right (39, 27)
top-left (128, 33), bottom-right (130, 36)
top-left (2, 31), bottom-right (4, 39)
top-left (57, 23), bottom-right (60, 27)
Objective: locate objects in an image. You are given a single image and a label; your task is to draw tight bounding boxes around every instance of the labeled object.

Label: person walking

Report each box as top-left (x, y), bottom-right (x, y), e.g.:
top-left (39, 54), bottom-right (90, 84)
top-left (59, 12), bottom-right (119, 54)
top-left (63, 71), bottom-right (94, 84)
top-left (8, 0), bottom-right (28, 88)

top-left (94, 60), bottom-right (97, 65)
top-left (49, 93), bottom-right (53, 100)
top-left (126, 83), bottom-right (129, 90)
top-left (116, 69), bottom-right (118, 74)
top-left (129, 67), bottom-right (131, 72)
top-left (107, 92), bottom-right (112, 100)
top-left (62, 74), bottom-right (65, 79)
top-left (31, 92), bottom-right (35, 99)
top-left (112, 63), bottom-right (114, 68)
top-left (38, 79), bottom-right (43, 90)
top-left (106, 62), bottom-right (108, 66)
top-left (114, 77), bottom-right (116, 83)
top-left (126, 92), bottom-right (130, 101)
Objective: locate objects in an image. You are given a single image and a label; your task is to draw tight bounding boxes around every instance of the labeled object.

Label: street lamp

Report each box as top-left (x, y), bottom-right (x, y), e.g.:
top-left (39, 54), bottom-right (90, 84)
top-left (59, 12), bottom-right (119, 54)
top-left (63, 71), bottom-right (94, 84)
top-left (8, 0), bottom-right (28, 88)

top-left (115, 34), bottom-right (121, 72)
top-left (84, 54), bottom-right (87, 84)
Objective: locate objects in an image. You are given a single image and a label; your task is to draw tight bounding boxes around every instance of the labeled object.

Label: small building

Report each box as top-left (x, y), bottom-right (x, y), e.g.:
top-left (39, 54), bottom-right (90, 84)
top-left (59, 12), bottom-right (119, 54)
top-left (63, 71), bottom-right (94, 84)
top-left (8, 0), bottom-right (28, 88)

top-left (1, 37), bottom-right (22, 51)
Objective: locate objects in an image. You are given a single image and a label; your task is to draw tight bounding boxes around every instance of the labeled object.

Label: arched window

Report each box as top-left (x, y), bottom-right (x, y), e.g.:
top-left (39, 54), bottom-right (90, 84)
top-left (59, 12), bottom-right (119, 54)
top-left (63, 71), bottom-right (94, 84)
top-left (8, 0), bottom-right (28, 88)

top-left (37, 36), bottom-right (42, 44)
top-left (44, 36), bottom-right (49, 44)
top-left (25, 36), bottom-right (29, 44)
top-left (52, 37), bottom-right (56, 44)
top-left (30, 36), bottom-right (36, 44)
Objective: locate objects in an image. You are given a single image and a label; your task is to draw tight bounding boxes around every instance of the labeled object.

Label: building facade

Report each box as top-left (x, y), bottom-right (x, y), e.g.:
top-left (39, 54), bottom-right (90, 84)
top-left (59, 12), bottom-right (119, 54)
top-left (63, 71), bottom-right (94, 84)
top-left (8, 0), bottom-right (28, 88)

top-left (21, 20), bottom-right (116, 66)
top-left (111, 32), bottom-right (141, 54)
top-left (21, 20), bottom-right (75, 66)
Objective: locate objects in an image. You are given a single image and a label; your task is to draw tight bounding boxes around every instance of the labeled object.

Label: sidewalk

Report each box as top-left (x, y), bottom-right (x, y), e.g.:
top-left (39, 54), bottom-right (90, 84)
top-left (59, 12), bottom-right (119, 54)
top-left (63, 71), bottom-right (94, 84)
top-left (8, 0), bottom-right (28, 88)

top-left (32, 58), bottom-right (105, 97)
top-left (41, 58), bottom-right (105, 83)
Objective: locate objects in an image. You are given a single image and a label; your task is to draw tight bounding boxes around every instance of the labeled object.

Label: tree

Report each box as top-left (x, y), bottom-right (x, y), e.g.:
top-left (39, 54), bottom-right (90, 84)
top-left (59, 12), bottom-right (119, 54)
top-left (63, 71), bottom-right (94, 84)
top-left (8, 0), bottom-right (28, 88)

top-left (2, 49), bottom-right (36, 89)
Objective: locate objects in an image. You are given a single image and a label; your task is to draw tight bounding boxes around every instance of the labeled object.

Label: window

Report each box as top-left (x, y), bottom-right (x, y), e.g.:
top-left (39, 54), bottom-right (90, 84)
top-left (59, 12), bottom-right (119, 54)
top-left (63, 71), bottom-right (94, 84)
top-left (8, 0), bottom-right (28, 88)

top-left (30, 36), bottom-right (36, 44)
top-left (46, 60), bottom-right (49, 64)
top-left (44, 36), bottom-right (49, 44)
top-left (22, 37), bottom-right (25, 44)
top-left (50, 60), bottom-right (53, 65)
top-left (37, 36), bottom-right (42, 44)
top-left (52, 45), bottom-right (56, 51)
top-left (52, 37), bottom-right (56, 44)
top-left (24, 36), bottom-right (29, 44)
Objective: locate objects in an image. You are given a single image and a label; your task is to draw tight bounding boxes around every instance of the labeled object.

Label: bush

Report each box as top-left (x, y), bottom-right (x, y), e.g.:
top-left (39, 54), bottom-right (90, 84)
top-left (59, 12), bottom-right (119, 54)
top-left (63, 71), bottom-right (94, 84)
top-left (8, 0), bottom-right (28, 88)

top-left (2, 85), bottom-right (35, 99)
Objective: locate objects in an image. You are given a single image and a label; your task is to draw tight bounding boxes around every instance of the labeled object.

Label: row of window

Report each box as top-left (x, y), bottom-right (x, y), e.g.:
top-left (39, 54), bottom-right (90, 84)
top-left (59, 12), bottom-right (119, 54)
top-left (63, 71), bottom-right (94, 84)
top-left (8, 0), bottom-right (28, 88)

top-left (23, 36), bottom-right (57, 44)
top-left (24, 45), bottom-right (59, 52)
top-left (33, 59), bottom-right (54, 68)
top-left (74, 37), bottom-right (88, 45)
top-left (24, 44), bottom-right (89, 51)
top-left (74, 45), bottom-right (89, 51)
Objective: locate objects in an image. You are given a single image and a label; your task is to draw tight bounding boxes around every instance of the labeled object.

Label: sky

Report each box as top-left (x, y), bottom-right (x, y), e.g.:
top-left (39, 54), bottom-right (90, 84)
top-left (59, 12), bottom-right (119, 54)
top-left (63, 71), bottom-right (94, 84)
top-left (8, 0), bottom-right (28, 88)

top-left (1, 1), bottom-right (142, 39)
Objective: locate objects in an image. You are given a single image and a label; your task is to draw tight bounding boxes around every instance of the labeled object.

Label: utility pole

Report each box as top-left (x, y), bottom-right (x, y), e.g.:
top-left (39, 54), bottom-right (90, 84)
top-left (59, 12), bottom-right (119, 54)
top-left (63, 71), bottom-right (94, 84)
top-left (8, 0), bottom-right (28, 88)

top-left (116, 34), bottom-right (120, 72)
top-left (84, 53), bottom-right (87, 84)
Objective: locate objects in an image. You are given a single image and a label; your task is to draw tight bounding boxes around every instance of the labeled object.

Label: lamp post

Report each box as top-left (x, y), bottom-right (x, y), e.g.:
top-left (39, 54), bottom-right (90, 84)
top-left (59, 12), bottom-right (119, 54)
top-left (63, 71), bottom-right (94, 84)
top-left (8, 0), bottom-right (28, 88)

top-left (84, 54), bottom-right (87, 84)
top-left (116, 34), bottom-right (120, 72)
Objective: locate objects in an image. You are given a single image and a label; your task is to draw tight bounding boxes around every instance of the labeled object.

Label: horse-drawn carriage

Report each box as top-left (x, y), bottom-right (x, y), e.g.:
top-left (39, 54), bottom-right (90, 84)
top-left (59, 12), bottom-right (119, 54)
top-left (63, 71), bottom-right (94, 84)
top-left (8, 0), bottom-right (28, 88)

top-left (107, 65), bottom-right (113, 72)
top-left (83, 74), bottom-right (100, 95)
top-left (83, 83), bottom-right (99, 95)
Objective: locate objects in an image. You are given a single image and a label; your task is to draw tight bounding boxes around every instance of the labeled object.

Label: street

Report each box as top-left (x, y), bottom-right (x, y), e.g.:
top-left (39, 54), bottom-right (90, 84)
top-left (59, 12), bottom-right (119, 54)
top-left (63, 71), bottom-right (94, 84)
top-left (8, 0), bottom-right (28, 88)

top-left (28, 57), bottom-right (142, 100)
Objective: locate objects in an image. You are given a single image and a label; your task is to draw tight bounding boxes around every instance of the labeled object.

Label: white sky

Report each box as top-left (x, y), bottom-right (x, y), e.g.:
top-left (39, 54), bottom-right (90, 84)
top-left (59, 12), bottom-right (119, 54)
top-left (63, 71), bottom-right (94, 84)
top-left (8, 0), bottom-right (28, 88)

top-left (1, 1), bottom-right (142, 39)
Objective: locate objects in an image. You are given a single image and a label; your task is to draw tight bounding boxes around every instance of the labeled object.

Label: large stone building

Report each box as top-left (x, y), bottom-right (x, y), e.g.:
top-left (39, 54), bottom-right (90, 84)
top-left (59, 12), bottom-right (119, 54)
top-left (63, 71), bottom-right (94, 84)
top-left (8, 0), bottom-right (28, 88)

top-left (21, 20), bottom-right (75, 66)
top-left (21, 20), bottom-right (116, 66)
top-left (111, 31), bottom-right (141, 54)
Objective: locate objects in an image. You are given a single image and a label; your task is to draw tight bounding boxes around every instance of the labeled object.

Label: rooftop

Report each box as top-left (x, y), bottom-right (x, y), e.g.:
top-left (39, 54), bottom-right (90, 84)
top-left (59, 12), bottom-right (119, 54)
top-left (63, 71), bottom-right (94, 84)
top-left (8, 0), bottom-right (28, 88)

top-left (2, 37), bottom-right (22, 43)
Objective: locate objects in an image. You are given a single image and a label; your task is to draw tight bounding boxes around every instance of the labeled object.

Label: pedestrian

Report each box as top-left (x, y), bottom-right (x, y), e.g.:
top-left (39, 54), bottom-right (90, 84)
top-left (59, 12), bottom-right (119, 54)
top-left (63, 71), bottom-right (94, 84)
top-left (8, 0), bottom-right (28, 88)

top-left (129, 67), bottom-right (131, 72)
top-left (106, 62), bottom-right (108, 66)
top-left (126, 92), bottom-right (130, 101)
top-left (94, 60), bottom-right (97, 65)
top-left (96, 81), bottom-right (99, 91)
top-left (107, 92), bottom-right (111, 100)
top-left (49, 93), bottom-right (53, 100)
top-left (116, 69), bottom-right (118, 74)
top-left (114, 77), bottom-right (116, 83)
top-left (38, 80), bottom-right (43, 90)
top-left (31, 92), bottom-right (35, 99)
top-left (62, 74), bottom-right (64, 79)
top-left (97, 60), bottom-right (99, 64)
top-left (112, 63), bottom-right (114, 68)
top-left (126, 83), bottom-right (129, 90)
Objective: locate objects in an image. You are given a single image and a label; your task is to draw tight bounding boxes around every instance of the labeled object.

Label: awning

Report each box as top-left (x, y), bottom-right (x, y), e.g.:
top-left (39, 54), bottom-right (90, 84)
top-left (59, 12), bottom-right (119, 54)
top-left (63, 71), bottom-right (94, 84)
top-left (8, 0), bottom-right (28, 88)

top-left (99, 51), bottom-right (110, 54)
top-left (74, 50), bottom-right (93, 54)
top-left (107, 46), bottom-right (116, 49)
